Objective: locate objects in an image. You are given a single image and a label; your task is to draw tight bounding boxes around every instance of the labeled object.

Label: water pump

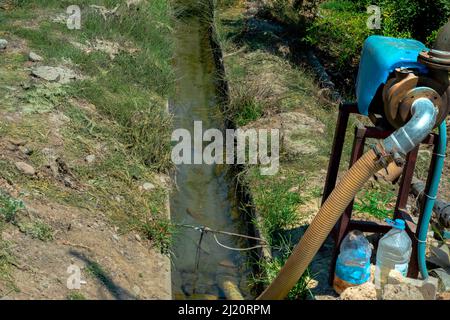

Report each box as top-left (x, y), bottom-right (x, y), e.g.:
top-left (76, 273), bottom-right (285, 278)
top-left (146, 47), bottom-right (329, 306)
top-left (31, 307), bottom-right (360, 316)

top-left (357, 35), bottom-right (450, 130)
top-left (259, 28), bottom-right (450, 300)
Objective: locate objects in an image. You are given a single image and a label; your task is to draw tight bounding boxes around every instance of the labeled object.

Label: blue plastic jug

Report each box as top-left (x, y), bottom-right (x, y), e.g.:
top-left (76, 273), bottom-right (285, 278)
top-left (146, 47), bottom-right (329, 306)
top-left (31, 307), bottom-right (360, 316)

top-left (334, 230), bottom-right (372, 293)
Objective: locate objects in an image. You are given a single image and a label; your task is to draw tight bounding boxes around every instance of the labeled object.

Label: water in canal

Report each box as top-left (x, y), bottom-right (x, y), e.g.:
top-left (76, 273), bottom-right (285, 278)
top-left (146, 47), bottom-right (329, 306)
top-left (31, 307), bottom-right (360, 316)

top-left (169, 1), bottom-right (252, 300)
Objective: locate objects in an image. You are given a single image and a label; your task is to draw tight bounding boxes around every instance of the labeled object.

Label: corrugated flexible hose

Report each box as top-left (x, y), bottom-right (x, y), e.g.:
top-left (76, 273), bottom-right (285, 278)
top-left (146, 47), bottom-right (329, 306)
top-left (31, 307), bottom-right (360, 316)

top-left (256, 98), bottom-right (437, 300)
top-left (257, 148), bottom-right (389, 300)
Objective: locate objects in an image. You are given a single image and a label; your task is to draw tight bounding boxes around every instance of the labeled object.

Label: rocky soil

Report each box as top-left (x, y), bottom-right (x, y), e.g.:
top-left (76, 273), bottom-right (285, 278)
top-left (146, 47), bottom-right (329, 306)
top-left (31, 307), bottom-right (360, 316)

top-left (0, 2), bottom-right (172, 300)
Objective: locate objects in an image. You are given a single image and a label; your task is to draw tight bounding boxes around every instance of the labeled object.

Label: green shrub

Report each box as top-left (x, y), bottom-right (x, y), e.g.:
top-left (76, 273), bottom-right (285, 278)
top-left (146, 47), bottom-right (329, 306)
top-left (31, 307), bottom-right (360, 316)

top-left (18, 220), bottom-right (54, 242)
top-left (354, 189), bottom-right (395, 220)
top-left (306, 1), bottom-right (371, 68)
top-left (344, 0), bottom-right (450, 43)
top-left (261, 0), bottom-right (321, 35)
top-left (0, 193), bottom-right (24, 223)
top-left (306, 0), bottom-right (450, 70)
top-left (141, 217), bottom-right (174, 255)
top-left (373, 0), bottom-right (450, 44)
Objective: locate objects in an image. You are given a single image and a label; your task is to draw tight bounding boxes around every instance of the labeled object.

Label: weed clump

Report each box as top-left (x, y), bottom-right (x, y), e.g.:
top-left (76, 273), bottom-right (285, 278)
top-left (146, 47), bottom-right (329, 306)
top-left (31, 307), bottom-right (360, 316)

top-left (18, 220), bottom-right (54, 242)
top-left (251, 243), bottom-right (313, 300)
top-left (0, 192), bottom-right (24, 223)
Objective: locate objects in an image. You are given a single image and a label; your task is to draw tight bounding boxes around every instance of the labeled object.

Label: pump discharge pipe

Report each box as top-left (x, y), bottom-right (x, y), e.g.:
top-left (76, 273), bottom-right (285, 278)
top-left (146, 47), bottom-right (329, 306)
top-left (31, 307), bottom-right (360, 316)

top-left (257, 98), bottom-right (438, 300)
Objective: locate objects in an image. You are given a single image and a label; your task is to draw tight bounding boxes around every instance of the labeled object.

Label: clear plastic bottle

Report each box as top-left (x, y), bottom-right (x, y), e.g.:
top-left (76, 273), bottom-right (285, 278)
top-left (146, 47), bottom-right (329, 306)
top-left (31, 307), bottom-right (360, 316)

top-left (375, 219), bottom-right (412, 293)
top-left (333, 230), bottom-right (372, 294)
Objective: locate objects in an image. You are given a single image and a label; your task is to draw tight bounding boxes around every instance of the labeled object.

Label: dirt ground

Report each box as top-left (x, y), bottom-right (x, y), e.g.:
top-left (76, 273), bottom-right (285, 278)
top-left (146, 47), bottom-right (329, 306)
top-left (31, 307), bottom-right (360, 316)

top-left (0, 189), bottom-right (171, 300)
top-left (0, 3), bottom-right (172, 300)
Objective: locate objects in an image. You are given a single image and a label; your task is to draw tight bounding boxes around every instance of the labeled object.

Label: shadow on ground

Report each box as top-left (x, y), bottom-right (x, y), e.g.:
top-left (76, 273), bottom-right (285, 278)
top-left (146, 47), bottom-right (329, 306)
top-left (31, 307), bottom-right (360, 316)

top-left (69, 250), bottom-right (136, 300)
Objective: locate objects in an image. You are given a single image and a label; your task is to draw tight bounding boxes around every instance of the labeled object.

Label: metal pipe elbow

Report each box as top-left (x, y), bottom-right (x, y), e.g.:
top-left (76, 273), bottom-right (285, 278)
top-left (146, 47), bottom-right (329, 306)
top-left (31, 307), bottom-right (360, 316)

top-left (383, 98), bottom-right (438, 157)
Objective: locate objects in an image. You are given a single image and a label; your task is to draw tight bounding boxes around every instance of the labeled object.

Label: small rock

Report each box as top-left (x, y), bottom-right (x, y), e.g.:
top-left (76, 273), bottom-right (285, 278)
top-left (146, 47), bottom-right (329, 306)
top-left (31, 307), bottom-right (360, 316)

top-left (219, 259), bottom-right (237, 269)
top-left (288, 186), bottom-right (299, 193)
top-left (6, 144), bottom-right (17, 151)
top-left (112, 234), bottom-right (120, 242)
top-left (306, 278), bottom-right (319, 290)
top-left (135, 234), bottom-right (142, 242)
top-left (438, 292), bottom-right (450, 300)
top-left (63, 176), bottom-right (76, 189)
top-left (15, 161), bottom-right (36, 176)
top-left (158, 174), bottom-right (170, 185)
top-left (132, 285), bottom-right (141, 296)
top-left (29, 51), bottom-right (43, 62)
top-left (8, 138), bottom-right (27, 146)
top-left (382, 283), bottom-right (424, 300)
top-left (340, 282), bottom-right (377, 300)
top-left (18, 146), bottom-right (33, 156)
top-left (0, 39), bottom-right (7, 50)
top-left (31, 66), bottom-right (60, 82)
top-left (85, 154), bottom-right (96, 164)
top-left (31, 66), bottom-right (78, 84)
top-left (142, 182), bottom-right (155, 191)
top-left (387, 269), bottom-right (438, 300)
top-left (126, 0), bottom-right (143, 8)
top-left (21, 82), bottom-right (32, 90)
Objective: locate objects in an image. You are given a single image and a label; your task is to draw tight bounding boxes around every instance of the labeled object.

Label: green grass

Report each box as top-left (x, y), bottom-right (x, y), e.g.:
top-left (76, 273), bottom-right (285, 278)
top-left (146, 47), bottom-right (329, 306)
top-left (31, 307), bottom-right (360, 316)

top-left (305, 0), bottom-right (450, 71)
top-left (141, 217), bottom-right (174, 256)
top-left (0, 240), bottom-right (16, 295)
top-left (251, 243), bottom-right (313, 300)
top-left (305, 1), bottom-right (373, 70)
top-left (354, 188), bottom-right (396, 220)
top-left (231, 98), bottom-right (264, 127)
top-left (249, 173), bottom-right (305, 244)
top-left (2, 0), bottom-right (175, 172)
top-left (0, 192), bottom-right (54, 241)
top-left (31, 100), bottom-right (173, 253)
top-left (18, 220), bottom-right (54, 242)
top-left (0, 0), bottom-right (175, 253)
top-left (0, 192), bottom-right (25, 223)
top-left (60, 103), bottom-right (173, 254)
top-left (0, 193), bottom-right (19, 293)
top-left (66, 291), bottom-right (86, 300)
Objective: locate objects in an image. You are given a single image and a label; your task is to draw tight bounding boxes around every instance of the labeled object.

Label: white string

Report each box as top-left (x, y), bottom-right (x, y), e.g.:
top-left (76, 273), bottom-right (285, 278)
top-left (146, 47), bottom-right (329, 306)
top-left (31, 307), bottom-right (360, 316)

top-left (213, 234), bottom-right (268, 251)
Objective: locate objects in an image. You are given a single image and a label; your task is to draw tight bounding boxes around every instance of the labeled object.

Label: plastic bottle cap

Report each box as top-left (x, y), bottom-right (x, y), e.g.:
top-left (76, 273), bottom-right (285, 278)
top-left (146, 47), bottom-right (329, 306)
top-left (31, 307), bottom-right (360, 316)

top-left (385, 218), bottom-right (406, 230)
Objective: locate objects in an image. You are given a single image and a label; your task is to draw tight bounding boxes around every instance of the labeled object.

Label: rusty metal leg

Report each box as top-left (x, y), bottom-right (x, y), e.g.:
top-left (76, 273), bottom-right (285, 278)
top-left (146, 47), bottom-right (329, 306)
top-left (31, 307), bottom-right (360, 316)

top-left (394, 148), bottom-right (420, 217)
top-left (329, 126), bottom-right (367, 285)
top-left (322, 103), bottom-right (356, 205)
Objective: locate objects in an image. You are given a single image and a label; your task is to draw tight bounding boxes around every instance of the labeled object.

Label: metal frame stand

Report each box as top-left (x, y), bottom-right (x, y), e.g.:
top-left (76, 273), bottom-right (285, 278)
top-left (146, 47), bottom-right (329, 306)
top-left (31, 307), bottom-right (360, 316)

top-left (323, 102), bottom-right (439, 285)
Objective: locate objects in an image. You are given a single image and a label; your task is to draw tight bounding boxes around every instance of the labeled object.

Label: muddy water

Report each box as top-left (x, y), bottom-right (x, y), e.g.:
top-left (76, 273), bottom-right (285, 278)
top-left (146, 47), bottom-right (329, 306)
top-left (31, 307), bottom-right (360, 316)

top-left (169, 5), bottom-right (251, 300)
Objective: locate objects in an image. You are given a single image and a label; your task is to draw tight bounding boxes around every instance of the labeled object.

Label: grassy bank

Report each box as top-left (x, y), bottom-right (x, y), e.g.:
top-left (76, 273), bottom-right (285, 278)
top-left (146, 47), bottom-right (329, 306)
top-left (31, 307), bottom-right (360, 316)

top-left (0, 0), bottom-right (175, 296)
top-left (216, 1), bottom-right (402, 299)
top-left (3, 0), bottom-right (174, 171)
top-left (216, 1), bottom-right (334, 299)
